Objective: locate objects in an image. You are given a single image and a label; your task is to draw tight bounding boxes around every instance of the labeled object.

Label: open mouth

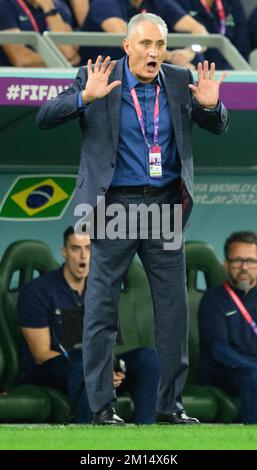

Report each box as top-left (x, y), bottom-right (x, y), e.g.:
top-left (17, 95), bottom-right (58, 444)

top-left (146, 61), bottom-right (157, 72)
top-left (238, 274), bottom-right (249, 280)
top-left (78, 262), bottom-right (86, 271)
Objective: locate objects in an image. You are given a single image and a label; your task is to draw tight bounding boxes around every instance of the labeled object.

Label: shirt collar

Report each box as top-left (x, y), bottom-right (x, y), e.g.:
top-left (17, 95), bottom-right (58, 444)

top-left (59, 264), bottom-right (86, 298)
top-left (58, 265), bottom-right (71, 294)
top-left (227, 281), bottom-right (257, 297)
top-left (124, 56), bottom-right (162, 90)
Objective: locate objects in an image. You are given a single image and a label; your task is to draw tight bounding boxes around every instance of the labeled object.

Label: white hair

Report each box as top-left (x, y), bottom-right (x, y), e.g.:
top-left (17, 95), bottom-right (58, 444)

top-left (127, 13), bottom-right (168, 39)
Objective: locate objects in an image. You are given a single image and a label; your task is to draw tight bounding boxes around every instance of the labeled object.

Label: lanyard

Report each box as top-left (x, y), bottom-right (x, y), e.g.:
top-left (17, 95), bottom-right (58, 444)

top-left (200, 0), bottom-right (226, 35)
top-left (130, 84), bottom-right (160, 149)
top-left (224, 282), bottom-right (257, 336)
top-left (17, 0), bottom-right (40, 33)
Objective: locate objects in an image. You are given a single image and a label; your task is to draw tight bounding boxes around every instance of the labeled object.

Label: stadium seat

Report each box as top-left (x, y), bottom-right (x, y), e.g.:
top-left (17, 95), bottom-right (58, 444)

top-left (0, 309), bottom-right (51, 423)
top-left (115, 252), bottom-right (218, 422)
top-left (0, 240), bottom-right (70, 423)
top-left (0, 384), bottom-right (51, 423)
top-left (0, 239), bottom-right (241, 423)
top-left (185, 241), bottom-right (241, 422)
top-left (116, 242), bottom-right (240, 422)
top-left (0, 240), bottom-right (133, 423)
top-left (114, 258), bottom-right (155, 356)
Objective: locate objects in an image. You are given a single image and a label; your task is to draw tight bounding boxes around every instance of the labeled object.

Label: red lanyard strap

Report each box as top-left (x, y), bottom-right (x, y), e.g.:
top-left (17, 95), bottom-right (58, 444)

top-left (200, 0), bottom-right (226, 34)
top-left (130, 84), bottom-right (160, 149)
top-left (17, 0), bottom-right (40, 33)
top-left (200, 0), bottom-right (211, 13)
top-left (216, 0), bottom-right (226, 21)
top-left (223, 282), bottom-right (257, 336)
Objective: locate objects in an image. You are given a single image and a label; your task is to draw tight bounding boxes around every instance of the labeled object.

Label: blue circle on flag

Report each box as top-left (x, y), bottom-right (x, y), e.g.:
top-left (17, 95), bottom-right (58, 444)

top-left (26, 185), bottom-right (54, 209)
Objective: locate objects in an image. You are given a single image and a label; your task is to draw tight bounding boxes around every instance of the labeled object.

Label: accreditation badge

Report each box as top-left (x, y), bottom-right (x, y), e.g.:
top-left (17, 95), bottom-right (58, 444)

top-left (149, 144), bottom-right (162, 178)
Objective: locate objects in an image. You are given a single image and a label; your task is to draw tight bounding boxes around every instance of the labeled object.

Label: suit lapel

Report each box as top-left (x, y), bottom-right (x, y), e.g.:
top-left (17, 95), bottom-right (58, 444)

top-left (160, 66), bottom-right (182, 152)
top-left (108, 57), bottom-right (125, 150)
top-left (108, 60), bottom-right (183, 153)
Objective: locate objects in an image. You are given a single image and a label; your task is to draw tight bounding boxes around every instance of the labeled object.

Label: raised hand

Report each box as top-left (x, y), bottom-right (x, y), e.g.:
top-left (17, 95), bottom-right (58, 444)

top-left (188, 60), bottom-right (227, 109)
top-left (82, 55), bottom-right (122, 104)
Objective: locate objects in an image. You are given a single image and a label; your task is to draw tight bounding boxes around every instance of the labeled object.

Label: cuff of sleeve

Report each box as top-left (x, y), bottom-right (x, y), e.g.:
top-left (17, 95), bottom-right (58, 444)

top-left (202, 100), bottom-right (221, 113)
top-left (78, 91), bottom-right (87, 109)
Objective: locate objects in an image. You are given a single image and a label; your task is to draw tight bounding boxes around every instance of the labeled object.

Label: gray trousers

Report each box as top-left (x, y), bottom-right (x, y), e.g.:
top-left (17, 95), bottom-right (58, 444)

top-left (83, 187), bottom-right (189, 413)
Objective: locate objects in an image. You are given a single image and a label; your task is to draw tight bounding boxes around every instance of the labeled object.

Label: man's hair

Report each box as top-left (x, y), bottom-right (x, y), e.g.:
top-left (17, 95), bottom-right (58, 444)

top-left (127, 12), bottom-right (168, 39)
top-left (224, 231), bottom-right (257, 259)
top-left (63, 226), bottom-right (75, 246)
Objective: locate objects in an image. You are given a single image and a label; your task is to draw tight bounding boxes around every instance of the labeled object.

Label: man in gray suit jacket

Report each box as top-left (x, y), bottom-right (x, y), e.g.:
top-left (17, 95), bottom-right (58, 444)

top-left (37, 12), bottom-right (229, 425)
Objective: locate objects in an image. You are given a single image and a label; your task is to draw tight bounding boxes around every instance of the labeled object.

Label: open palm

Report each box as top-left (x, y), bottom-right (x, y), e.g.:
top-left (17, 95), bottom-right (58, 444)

top-left (189, 61), bottom-right (227, 109)
top-left (82, 55), bottom-right (121, 104)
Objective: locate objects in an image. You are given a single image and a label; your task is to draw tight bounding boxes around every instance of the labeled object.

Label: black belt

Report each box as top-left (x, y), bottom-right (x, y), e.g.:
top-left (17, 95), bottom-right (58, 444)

top-left (109, 179), bottom-right (181, 196)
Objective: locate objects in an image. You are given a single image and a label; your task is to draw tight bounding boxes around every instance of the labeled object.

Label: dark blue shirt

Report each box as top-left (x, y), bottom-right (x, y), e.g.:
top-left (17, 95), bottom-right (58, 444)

top-left (80, 0), bottom-right (127, 63)
top-left (248, 6), bottom-right (257, 50)
top-left (111, 59), bottom-right (180, 187)
top-left (80, 0), bottom-right (187, 64)
top-left (179, 0), bottom-right (251, 69)
top-left (58, 0), bottom-right (92, 28)
top-left (127, 0), bottom-right (187, 30)
top-left (0, 0), bottom-right (73, 66)
top-left (58, 0), bottom-right (76, 27)
top-left (198, 283), bottom-right (257, 389)
top-left (82, 0), bottom-right (127, 32)
top-left (17, 267), bottom-right (85, 381)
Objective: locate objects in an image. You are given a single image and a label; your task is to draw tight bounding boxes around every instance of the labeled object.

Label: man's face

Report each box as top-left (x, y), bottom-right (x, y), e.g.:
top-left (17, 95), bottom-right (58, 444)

top-left (225, 242), bottom-right (257, 291)
top-left (123, 21), bottom-right (167, 83)
top-left (62, 233), bottom-right (91, 281)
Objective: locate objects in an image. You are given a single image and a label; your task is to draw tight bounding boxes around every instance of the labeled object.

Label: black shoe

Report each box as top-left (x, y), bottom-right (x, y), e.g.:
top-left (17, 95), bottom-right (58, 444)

top-left (92, 403), bottom-right (125, 425)
top-left (156, 410), bottom-right (200, 425)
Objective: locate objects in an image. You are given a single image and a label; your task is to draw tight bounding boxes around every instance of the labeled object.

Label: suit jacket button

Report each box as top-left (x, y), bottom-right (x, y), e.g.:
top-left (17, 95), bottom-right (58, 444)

top-left (110, 162), bottom-right (115, 168)
top-left (101, 186), bottom-right (107, 192)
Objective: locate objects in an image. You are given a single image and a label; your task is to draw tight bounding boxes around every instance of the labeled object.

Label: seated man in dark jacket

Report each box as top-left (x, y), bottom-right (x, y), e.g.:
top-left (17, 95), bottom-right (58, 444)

top-left (80, 0), bottom-right (208, 67)
top-left (198, 231), bottom-right (257, 424)
top-left (0, 0), bottom-right (80, 66)
top-left (17, 226), bottom-right (159, 424)
top-left (179, 0), bottom-right (251, 69)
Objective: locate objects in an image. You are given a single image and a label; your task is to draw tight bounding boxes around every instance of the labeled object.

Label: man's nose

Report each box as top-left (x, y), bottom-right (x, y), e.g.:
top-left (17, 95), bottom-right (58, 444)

top-left (149, 47), bottom-right (158, 56)
top-left (81, 250), bottom-right (88, 259)
top-left (241, 261), bottom-right (249, 268)
top-left (240, 263), bottom-right (249, 272)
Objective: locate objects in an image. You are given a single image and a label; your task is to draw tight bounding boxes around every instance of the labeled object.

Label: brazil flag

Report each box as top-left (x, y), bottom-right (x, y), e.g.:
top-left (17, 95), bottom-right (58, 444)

top-left (0, 176), bottom-right (76, 220)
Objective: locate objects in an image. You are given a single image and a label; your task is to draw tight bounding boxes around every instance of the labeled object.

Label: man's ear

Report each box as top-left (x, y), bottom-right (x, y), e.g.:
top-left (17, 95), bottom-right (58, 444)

top-left (224, 260), bottom-right (228, 272)
top-left (62, 246), bottom-right (67, 260)
top-left (123, 38), bottom-right (131, 55)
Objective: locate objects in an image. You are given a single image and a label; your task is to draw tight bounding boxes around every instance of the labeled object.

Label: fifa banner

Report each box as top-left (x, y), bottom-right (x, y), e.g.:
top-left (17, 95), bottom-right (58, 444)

top-left (1, 76), bottom-right (257, 109)
top-left (0, 77), bottom-right (72, 106)
top-left (0, 175), bottom-right (75, 220)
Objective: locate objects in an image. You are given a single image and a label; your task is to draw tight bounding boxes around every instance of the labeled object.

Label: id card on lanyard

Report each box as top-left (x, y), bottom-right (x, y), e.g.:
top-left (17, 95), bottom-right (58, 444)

top-left (130, 84), bottom-right (162, 178)
top-left (149, 144), bottom-right (162, 178)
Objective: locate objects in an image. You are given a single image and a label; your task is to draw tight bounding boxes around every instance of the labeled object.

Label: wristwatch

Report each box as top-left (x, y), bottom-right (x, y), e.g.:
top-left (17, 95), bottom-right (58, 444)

top-left (44, 8), bottom-right (59, 17)
top-left (202, 107), bottom-right (215, 112)
top-left (202, 101), bottom-right (219, 112)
